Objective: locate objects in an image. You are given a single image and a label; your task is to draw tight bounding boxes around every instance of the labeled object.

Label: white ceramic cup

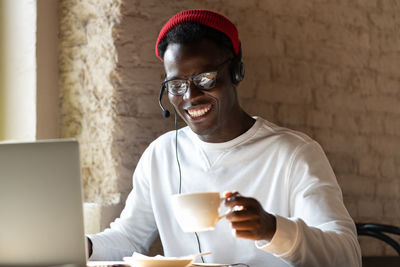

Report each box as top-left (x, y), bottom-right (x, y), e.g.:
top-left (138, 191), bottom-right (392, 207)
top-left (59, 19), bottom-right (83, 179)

top-left (171, 192), bottom-right (227, 232)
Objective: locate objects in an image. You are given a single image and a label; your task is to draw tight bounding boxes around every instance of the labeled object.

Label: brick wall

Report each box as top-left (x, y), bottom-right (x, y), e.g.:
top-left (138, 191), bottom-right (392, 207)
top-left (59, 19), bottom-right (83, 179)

top-left (59, 0), bottom-right (400, 256)
top-left (114, 0), bottom-right (400, 256)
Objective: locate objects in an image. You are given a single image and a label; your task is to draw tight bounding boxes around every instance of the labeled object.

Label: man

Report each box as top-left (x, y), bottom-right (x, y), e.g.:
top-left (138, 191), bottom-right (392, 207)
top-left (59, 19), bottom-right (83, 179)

top-left (88, 9), bottom-right (361, 266)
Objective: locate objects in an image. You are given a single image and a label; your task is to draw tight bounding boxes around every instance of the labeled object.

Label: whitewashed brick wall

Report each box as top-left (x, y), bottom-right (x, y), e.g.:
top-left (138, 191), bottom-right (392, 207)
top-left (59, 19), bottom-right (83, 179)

top-left (59, 0), bottom-right (400, 256)
top-left (115, 0), bottom-right (400, 256)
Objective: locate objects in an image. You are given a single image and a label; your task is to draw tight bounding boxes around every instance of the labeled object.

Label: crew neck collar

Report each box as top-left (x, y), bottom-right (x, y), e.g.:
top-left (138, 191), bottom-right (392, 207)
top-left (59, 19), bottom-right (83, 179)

top-left (187, 117), bottom-right (262, 151)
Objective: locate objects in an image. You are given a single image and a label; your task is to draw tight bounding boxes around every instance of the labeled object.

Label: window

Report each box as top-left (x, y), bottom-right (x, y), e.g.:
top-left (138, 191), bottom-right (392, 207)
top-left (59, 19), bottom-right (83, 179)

top-left (0, 0), bottom-right (59, 141)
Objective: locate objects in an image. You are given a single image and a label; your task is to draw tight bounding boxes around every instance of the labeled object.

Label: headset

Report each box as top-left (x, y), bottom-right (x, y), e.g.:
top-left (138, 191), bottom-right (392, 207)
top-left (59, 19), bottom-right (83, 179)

top-left (231, 46), bottom-right (245, 84)
top-left (158, 85), bottom-right (170, 118)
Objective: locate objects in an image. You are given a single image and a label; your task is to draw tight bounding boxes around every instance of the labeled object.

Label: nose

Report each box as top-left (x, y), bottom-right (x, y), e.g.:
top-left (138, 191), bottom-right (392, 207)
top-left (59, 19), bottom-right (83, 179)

top-left (183, 81), bottom-right (204, 101)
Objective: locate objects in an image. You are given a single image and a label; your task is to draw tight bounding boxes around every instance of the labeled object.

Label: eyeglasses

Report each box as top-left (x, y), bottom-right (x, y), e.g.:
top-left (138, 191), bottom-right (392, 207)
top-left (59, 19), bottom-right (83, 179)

top-left (162, 58), bottom-right (232, 96)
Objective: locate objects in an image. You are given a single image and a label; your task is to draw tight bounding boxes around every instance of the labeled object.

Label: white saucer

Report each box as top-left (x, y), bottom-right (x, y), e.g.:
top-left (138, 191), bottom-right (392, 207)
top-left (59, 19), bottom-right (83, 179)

top-left (191, 264), bottom-right (228, 266)
top-left (124, 256), bottom-right (194, 267)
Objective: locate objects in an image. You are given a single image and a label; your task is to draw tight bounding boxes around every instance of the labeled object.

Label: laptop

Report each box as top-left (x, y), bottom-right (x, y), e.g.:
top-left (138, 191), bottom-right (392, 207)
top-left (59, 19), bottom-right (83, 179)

top-left (0, 139), bottom-right (87, 267)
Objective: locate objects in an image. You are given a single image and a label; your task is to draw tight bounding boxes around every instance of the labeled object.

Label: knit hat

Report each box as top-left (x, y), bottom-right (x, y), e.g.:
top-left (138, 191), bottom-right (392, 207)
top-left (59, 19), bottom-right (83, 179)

top-left (155, 9), bottom-right (240, 61)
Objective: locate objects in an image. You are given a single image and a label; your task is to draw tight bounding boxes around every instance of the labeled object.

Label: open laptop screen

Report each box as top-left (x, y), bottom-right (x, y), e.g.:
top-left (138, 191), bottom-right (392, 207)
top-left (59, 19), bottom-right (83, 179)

top-left (0, 140), bottom-right (87, 267)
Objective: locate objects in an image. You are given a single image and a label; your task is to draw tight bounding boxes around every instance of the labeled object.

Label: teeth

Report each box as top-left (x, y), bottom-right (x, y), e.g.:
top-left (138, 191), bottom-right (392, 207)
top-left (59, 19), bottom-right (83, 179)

top-left (187, 106), bottom-right (211, 118)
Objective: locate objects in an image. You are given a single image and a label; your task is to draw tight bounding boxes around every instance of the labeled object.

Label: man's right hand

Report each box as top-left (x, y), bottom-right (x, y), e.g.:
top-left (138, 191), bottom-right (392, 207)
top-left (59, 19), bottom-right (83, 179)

top-left (224, 191), bottom-right (277, 242)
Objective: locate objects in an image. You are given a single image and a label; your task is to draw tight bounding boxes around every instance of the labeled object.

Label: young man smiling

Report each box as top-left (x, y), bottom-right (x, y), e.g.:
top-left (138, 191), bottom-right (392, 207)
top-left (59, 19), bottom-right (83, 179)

top-left (163, 40), bottom-right (255, 143)
top-left (87, 10), bottom-right (361, 267)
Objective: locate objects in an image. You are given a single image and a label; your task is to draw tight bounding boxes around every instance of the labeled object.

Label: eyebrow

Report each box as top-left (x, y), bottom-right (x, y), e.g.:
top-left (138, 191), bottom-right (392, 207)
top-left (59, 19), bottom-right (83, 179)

top-left (164, 59), bottom-right (226, 81)
top-left (164, 70), bottom-right (216, 83)
top-left (163, 65), bottom-right (222, 82)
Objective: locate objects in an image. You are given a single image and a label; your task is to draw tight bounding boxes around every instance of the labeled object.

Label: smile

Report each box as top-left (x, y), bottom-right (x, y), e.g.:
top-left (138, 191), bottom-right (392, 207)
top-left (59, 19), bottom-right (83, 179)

top-left (186, 104), bottom-right (212, 118)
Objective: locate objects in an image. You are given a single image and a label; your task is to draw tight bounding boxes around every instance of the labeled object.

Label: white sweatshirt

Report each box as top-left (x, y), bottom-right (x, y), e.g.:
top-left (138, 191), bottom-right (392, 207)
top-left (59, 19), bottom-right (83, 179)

top-left (88, 117), bottom-right (361, 267)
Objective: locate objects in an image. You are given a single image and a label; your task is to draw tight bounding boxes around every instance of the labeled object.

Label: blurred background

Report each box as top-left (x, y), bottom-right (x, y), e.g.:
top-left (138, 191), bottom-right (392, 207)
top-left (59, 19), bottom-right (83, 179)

top-left (0, 0), bottom-right (399, 257)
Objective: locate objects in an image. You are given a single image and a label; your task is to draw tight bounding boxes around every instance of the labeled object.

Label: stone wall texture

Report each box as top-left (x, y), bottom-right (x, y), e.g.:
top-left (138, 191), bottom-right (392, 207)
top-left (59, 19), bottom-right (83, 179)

top-left (59, 0), bottom-right (122, 204)
top-left (59, 0), bottom-right (400, 257)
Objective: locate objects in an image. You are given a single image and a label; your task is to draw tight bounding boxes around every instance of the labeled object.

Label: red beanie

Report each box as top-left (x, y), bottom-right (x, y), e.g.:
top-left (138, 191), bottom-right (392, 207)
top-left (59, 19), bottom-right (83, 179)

top-left (155, 9), bottom-right (240, 61)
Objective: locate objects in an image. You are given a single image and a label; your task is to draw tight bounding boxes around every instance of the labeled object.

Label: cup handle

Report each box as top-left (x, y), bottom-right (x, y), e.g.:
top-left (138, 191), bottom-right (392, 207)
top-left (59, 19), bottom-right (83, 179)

top-left (218, 197), bottom-right (230, 220)
top-left (218, 211), bottom-right (230, 220)
top-left (218, 196), bottom-right (246, 220)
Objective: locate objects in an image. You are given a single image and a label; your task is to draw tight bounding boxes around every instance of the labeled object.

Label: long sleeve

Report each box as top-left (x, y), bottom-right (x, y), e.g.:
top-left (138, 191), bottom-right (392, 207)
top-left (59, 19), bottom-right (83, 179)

top-left (87, 146), bottom-right (159, 261)
top-left (85, 118), bottom-right (362, 266)
top-left (257, 141), bottom-right (362, 266)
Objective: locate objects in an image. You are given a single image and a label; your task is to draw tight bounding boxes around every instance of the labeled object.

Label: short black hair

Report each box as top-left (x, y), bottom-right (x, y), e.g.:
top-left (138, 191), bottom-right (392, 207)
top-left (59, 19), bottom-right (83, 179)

top-left (157, 23), bottom-right (235, 60)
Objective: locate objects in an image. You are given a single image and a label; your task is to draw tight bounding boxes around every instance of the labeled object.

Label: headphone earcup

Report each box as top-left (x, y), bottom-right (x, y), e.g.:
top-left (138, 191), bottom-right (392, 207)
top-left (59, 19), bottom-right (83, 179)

top-left (231, 60), bottom-right (245, 84)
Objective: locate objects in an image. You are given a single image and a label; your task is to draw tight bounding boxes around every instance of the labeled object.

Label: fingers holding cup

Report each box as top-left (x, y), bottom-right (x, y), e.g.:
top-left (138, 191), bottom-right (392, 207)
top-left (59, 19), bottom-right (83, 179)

top-left (224, 192), bottom-right (276, 241)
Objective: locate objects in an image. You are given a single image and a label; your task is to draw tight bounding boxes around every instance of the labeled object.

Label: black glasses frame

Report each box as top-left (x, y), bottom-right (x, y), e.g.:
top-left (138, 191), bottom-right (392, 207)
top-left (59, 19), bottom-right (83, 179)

top-left (162, 58), bottom-right (232, 96)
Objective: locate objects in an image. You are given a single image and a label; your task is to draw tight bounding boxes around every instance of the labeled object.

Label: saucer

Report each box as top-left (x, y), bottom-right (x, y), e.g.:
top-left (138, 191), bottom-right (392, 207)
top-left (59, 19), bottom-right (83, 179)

top-left (191, 264), bottom-right (228, 266)
top-left (123, 256), bottom-right (194, 267)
